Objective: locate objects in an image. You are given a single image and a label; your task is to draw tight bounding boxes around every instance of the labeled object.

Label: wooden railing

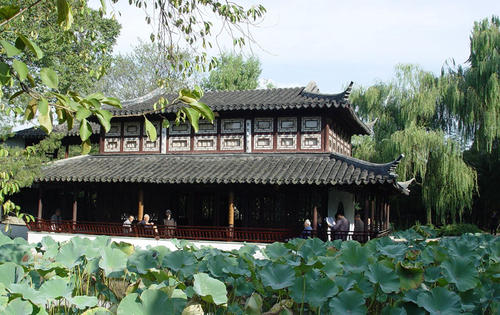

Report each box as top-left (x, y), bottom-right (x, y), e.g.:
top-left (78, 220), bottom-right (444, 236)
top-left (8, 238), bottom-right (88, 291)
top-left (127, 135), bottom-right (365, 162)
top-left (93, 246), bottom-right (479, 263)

top-left (26, 220), bottom-right (296, 243)
top-left (26, 220), bottom-right (389, 243)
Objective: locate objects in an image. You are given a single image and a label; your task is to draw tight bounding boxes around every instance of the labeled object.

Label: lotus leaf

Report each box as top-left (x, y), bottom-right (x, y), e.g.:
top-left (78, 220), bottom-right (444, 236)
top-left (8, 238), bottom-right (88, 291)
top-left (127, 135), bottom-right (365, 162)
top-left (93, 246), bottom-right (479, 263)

top-left (339, 242), bottom-right (370, 273)
top-left (259, 263), bottom-right (296, 290)
top-left (39, 276), bottom-right (73, 300)
top-left (5, 298), bottom-right (33, 314)
top-left (127, 249), bottom-right (159, 274)
top-left (329, 290), bottom-right (366, 315)
top-left (55, 240), bottom-right (86, 268)
top-left (263, 242), bottom-right (290, 261)
top-left (318, 256), bottom-right (343, 279)
top-left (99, 246), bottom-right (128, 277)
top-left (244, 292), bottom-right (263, 315)
top-left (441, 256), bottom-right (479, 291)
top-left (396, 262), bottom-right (424, 291)
top-left (289, 275), bottom-right (338, 308)
top-left (8, 282), bottom-right (46, 305)
top-left (416, 287), bottom-right (461, 315)
top-left (0, 262), bottom-right (24, 286)
top-left (193, 273), bottom-right (228, 305)
top-left (117, 289), bottom-right (186, 315)
top-left (366, 262), bottom-right (400, 293)
top-left (68, 296), bottom-right (99, 309)
top-left (163, 250), bottom-right (197, 272)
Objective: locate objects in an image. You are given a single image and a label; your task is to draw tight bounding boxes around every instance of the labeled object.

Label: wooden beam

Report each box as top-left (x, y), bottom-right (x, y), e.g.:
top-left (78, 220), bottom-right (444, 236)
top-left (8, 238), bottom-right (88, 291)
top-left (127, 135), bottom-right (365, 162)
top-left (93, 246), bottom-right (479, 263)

top-left (228, 191), bottom-right (235, 227)
top-left (138, 188), bottom-right (144, 221)
top-left (37, 188), bottom-right (43, 220)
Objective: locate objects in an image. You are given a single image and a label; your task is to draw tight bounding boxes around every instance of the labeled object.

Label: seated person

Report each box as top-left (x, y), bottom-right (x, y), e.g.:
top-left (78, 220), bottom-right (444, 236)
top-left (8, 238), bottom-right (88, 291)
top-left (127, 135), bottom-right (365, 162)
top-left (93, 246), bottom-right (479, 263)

top-left (301, 219), bottom-right (313, 238)
top-left (138, 214), bottom-right (157, 235)
top-left (50, 209), bottom-right (62, 231)
top-left (123, 215), bottom-right (134, 233)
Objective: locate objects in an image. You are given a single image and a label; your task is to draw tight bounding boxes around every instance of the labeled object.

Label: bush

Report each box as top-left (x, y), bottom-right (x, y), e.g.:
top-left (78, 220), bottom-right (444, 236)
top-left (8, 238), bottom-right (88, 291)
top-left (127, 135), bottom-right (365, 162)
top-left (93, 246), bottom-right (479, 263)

top-left (437, 223), bottom-right (483, 236)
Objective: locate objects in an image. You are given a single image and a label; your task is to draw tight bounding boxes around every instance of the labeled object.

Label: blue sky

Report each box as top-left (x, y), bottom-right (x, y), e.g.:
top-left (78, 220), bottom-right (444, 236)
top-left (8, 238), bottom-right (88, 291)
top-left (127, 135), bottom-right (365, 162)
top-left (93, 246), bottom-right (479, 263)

top-left (95, 1), bottom-right (499, 93)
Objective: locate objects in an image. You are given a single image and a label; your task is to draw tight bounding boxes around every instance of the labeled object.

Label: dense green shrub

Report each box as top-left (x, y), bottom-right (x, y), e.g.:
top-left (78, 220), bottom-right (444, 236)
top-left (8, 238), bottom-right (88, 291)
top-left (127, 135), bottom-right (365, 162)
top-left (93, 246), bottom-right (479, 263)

top-left (0, 231), bottom-right (498, 314)
top-left (437, 223), bottom-right (483, 236)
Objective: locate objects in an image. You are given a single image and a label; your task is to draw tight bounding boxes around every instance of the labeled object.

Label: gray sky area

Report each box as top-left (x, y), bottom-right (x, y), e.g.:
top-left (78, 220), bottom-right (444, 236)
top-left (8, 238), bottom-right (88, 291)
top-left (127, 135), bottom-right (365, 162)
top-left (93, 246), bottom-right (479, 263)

top-left (91, 1), bottom-right (499, 93)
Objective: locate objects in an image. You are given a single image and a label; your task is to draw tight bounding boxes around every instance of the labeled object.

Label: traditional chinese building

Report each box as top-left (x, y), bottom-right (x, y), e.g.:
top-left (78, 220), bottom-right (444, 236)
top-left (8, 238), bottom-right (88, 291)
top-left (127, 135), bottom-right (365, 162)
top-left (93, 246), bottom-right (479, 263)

top-left (25, 82), bottom-right (408, 243)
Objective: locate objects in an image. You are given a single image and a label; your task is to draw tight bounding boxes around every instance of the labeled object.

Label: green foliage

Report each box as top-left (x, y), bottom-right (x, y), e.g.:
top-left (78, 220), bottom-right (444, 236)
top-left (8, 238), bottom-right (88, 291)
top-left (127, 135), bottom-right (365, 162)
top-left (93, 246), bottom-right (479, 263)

top-left (95, 41), bottom-right (200, 100)
top-left (351, 65), bottom-right (477, 225)
top-left (1, 232), bottom-right (499, 314)
top-left (0, 133), bottom-right (63, 221)
top-left (439, 16), bottom-right (500, 153)
top-left (202, 53), bottom-right (262, 91)
top-left (438, 223), bottom-right (483, 236)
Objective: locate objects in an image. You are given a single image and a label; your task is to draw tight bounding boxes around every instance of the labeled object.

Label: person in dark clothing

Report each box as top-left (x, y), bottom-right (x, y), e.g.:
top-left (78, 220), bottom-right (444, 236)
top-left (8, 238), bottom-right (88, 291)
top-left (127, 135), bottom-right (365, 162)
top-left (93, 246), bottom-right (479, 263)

top-left (354, 214), bottom-right (365, 242)
top-left (490, 211), bottom-right (499, 235)
top-left (163, 209), bottom-right (177, 237)
top-left (333, 213), bottom-right (350, 240)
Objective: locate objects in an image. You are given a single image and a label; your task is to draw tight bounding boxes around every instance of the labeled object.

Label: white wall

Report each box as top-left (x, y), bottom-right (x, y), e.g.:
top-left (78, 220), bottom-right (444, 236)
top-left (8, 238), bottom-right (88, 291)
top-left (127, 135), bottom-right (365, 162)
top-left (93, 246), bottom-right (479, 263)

top-left (27, 232), bottom-right (267, 259)
top-left (327, 188), bottom-right (355, 232)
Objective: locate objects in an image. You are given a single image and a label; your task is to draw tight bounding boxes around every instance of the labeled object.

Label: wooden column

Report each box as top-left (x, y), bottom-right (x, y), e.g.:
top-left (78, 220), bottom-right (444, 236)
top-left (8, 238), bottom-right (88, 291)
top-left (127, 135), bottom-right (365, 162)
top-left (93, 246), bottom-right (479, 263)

top-left (138, 188), bottom-right (144, 221)
top-left (228, 191), bottom-right (235, 227)
top-left (312, 205), bottom-right (318, 231)
top-left (364, 196), bottom-right (369, 232)
top-left (37, 188), bottom-right (43, 220)
top-left (386, 202), bottom-right (390, 229)
top-left (64, 144), bottom-right (69, 159)
top-left (371, 197), bottom-right (376, 231)
top-left (72, 189), bottom-right (78, 223)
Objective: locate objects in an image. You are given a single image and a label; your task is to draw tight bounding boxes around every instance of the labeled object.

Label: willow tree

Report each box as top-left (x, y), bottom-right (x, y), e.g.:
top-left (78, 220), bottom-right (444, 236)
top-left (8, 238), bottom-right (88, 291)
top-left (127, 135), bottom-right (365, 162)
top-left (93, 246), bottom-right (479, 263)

top-left (439, 16), bottom-right (500, 153)
top-left (351, 64), bottom-right (477, 225)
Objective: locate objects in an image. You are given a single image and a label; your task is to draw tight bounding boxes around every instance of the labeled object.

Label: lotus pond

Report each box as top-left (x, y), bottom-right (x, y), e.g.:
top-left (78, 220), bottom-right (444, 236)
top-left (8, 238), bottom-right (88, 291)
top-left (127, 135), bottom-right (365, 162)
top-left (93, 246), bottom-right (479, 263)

top-left (0, 228), bottom-right (499, 314)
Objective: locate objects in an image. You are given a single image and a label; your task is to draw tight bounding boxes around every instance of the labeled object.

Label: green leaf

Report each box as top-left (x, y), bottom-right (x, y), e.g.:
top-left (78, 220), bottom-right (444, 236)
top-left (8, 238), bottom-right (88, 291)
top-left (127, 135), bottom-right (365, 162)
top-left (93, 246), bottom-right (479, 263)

top-left (40, 68), bottom-right (58, 89)
top-left (38, 111), bottom-right (52, 134)
top-left (144, 116), bottom-right (157, 141)
top-left (416, 287), bottom-right (461, 315)
top-left (244, 292), bottom-right (263, 315)
top-left (38, 97), bottom-right (49, 115)
top-left (396, 262), bottom-right (424, 291)
top-left (76, 107), bottom-right (92, 121)
top-left (0, 262), bottom-right (24, 286)
top-left (259, 263), bottom-right (296, 290)
top-left (99, 246), bottom-right (127, 277)
top-left (193, 273), bottom-right (228, 305)
top-left (127, 249), bottom-right (160, 274)
top-left (5, 298), bottom-right (32, 315)
top-left (82, 307), bottom-right (113, 315)
top-left (339, 242), bottom-right (370, 273)
top-left (12, 59), bottom-right (28, 81)
top-left (441, 256), bottom-right (478, 292)
top-left (0, 5), bottom-right (20, 21)
top-left (57, 0), bottom-right (74, 30)
top-left (101, 97), bottom-right (121, 108)
top-left (190, 101), bottom-right (214, 123)
top-left (39, 276), bottom-right (73, 300)
top-left (79, 119), bottom-right (92, 141)
top-left (329, 290), bottom-right (366, 315)
top-left (365, 262), bottom-right (400, 293)
top-left (182, 107), bottom-right (200, 132)
top-left (17, 34), bottom-right (43, 59)
top-left (0, 40), bottom-right (22, 57)
top-left (81, 139), bottom-right (91, 155)
top-left (68, 296), bottom-right (99, 310)
top-left (162, 250), bottom-right (197, 272)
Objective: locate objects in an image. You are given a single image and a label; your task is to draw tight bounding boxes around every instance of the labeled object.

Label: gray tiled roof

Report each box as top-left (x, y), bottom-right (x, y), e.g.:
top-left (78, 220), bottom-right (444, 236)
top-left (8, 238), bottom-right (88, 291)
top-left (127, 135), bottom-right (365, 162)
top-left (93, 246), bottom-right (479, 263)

top-left (37, 153), bottom-right (403, 188)
top-left (113, 82), bottom-right (371, 135)
top-left (14, 121), bottom-right (101, 139)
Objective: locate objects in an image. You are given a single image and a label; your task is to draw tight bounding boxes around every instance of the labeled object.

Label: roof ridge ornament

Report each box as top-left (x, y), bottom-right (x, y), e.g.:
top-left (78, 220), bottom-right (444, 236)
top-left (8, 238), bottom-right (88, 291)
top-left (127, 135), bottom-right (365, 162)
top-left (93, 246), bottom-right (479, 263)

top-left (343, 81), bottom-right (354, 101)
top-left (304, 81), bottom-right (319, 93)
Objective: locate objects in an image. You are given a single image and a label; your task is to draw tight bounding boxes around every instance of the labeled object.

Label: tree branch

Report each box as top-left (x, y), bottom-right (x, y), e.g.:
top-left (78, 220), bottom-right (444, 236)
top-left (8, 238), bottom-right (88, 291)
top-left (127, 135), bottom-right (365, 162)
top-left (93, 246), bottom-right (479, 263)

top-left (0, 0), bottom-right (43, 29)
